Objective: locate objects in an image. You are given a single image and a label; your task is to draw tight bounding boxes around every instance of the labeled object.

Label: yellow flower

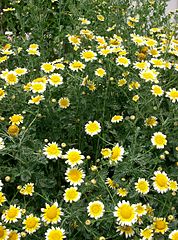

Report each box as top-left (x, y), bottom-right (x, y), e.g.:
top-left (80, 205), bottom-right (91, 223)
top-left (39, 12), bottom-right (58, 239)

top-left (0, 224), bottom-right (9, 240)
top-left (135, 203), bottom-right (147, 216)
top-left (144, 116), bottom-right (158, 128)
top-left (69, 60), bottom-right (85, 71)
top-left (132, 95), bottom-right (139, 102)
top-left (63, 187), bottom-right (81, 203)
top-left (28, 95), bottom-right (44, 105)
top-left (117, 188), bottom-right (128, 197)
top-left (31, 82), bottom-right (46, 93)
top-left (0, 192), bottom-right (6, 206)
top-left (65, 168), bottom-right (85, 186)
top-left (152, 171), bottom-right (169, 193)
top-left (4, 71), bottom-right (18, 85)
top-left (116, 56), bottom-right (130, 67)
top-left (45, 227), bottom-right (66, 240)
top-left (95, 68), bottom-right (106, 77)
top-left (20, 183), bottom-right (34, 196)
top-left (81, 50), bottom-right (97, 62)
top-left (151, 132), bottom-right (167, 149)
top-left (133, 61), bottom-right (150, 70)
top-left (151, 85), bottom-right (164, 96)
top-left (131, 34), bottom-right (145, 46)
top-left (58, 97), bottom-right (70, 109)
top-left (109, 144), bottom-right (124, 164)
top-left (169, 180), bottom-right (178, 191)
top-left (105, 178), bottom-right (118, 189)
top-left (169, 230), bottom-right (178, 240)
top-left (64, 148), bottom-right (84, 166)
top-left (0, 88), bottom-right (6, 101)
top-left (2, 205), bottom-right (21, 223)
top-left (43, 142), bottom-right (62, 159)
top-left (87, 201), bottom-right (105, 219)
top-left (41, 202), bottom-right (63, 224)
top-left (14, 68), bottom-right (27, 76)
top-left (111, 115), bottom-right (123, 123)
top-left (101, 148), bottom-right (111, 158)
top-left (135, 178), bottom-right (149, 195)
top-left (140, 226), bottom-right (153, 240)
top-left (48, 74), bottom-right (63, 86)
top-left (68, 35), bottom-right (81, 46)
top-left (41, 63), bottom-right (55, 73)
top-left (8, 230), bottom-right (20, 240)
top-left (139, 69), bottom-right (159, 83)
top-left (9, 114), bottom-right (23, 126)
top-left (85, 121), bottom-right (101, 136)
top-left (97, 15), bottom-right (105, 21)
top-left (166, 88), bottom-right (178, 103)
top-left (23, 214), bottom-right (40, 234)
top-left (153, 217), bottom-right (168, 234)
top-left (116, 225), bottom-right (135, 239)
top-left (118, 79), bottom-right (127, 86)
top-left (7, 125), bottom-right (20, 137)
top-left (114, 200), bottom-right (137, 226)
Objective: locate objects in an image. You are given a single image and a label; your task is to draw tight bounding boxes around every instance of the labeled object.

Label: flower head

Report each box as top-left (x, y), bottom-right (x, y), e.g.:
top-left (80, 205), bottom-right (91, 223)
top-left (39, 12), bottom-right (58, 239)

top-left (63, 187), bottom-right (81, 203)
top-left (152, 171), bottom-right (169, 193)
top-left (41, 202), bottom-right (63, 224)
top-left (87, 201), bottom-right (105, 219)
top-left (151, 132), bottom-right (167, 149)
top-left (23, 214), bottom-right (40, 234)
top-left (43, 142), bottom-right (62, 159)
top-left (85, 121), bottom-right (101, 136)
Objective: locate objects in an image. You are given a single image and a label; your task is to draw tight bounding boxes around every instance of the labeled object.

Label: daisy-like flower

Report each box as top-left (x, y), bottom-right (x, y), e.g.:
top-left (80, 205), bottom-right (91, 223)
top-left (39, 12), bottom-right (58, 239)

top-left (43, 142), bottom-right (62, 159)
top-left (150, 58), bottom-right (165, 69)
top-left (4, 71), bottom-right (18, 85)
top-left (79, 17), bottom-right (91, 25)
top-left (153, 217), bottom-right (168, 234)
top-left (81, 50), bottom-right (97, 62)
top-left (116, 56), bottom-right (130, 67)
top-left (0, 192), bottom-right (6, 206)
top-left (131, 34), bottom-right (145, 46)
top-left (0, 88), bottom-right (6, 101)
top-left (111, 115), bottom-right (123, 123)
top-left (135, 203), bottom-right (147, 217)
top-left (48, 74), bottom-right (63, 86)
top-left (28, 95), bottom-right (44, 105)
top-left (97, 14), bottom-right (105, 21)
top-left (65, 167), bottom-right (85, 186)
top-left (146, 38), bottom-right (157, 47)
top-left (118, 78), bottom-right (127, 86)
top-left (169, 230), bottom-right (178, 240)
top-left (105, 177), bottom-right (118, 189)
top-left (63, 187), bottom-right (81, 203)
top-left (114, 200), bottom-right (137, 226)
top-left (98, 47), bottom-right (111, 56)
top-left (132, 95), bottom-right (139, 102)
top-left (139, 69), bottom-right (159, 83)
top-left (7, 125), bottom-right (20, 137)
top-left (152, 171), bottom-right (170, 193)
top-left (68, 35), bottom-right (81, 46)
top-left (116, 225), bottom-right (135, 239)
top-left (133, 61), bottom-right (150, 70)
top-left (135, 178), bottom-right (149, 195)
top-left (45, 227), bottom-right (66, 240)
top-left (109, 144), bottom-right (124, 164)
top-left (2, 205), bottom-right (21, 223)
top-left (117, 188), bottom-right (128, 197)
top-left (14, 68), bottom-right (28, 76)
top-left (20, 183), bottom-right (34, 196)
top-left (27, 48), bottom-right (40, 56)
top-left (0, 223), bottom-right (9, 240)
top-left (151, 85), bottom-right (164, 96)
top-left (87, 201), bottom-right (105, 219)
top-left (140, 226), bottom-right (153, 240)
top-left (9, 114), bottom-right (23, 126)
top-left (169, 180), bottom-right (178, 192)
top-left (54, 63), bottom-right (65, 70)
top-left (149, 48), bottom-right (160, 57)
top-left (144, 116), bottom-right (158, 128)
top-left (129, 81), bottom-right (140, 91)
top-left (95, 68), bottom-right (106, 77)
top-left (0, 138), bottom-right (5, 150)
top-left (8, 230), bottom-right (20, 240)
top-left (166, 88), bottom-right (178, 103)
top-left (23, 214), bottom-right (40, 234)
top-left (41, 202), bottom-right (63, 224)
top-left (85, 120), bottom-right (101, 136)
top-left (64, 148), bottom-right (84, 166)
top-left (69, 60), bottom-right (85, 71)
top-left (31, 82), bottom-right (46, 93)
top-left (151, 132), bottom-right (167, 149)
top-left (58, 97), bottom-right (70, 109)
top-left (41, 63), bottom-right (55, 73)
top-left (101, 148), bottom-right (112, 158)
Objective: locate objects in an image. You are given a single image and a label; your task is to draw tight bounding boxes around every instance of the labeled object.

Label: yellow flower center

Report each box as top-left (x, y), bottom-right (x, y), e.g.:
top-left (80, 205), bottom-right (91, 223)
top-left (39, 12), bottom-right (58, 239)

top-left (90, 204), bottom-right (102, 214)
top-left (120, 204), bottom-right (132, 219)
top-left (155, 220), bottom-right (166, 230)
top-left (46, 206), bottom-right (58, 219)
top-left (154, 135), bottom-right (166, 145)
top-left (49, 230), bottom-right (63, 240)
top-left (0, 227), bottom-right (5, 237)
top-left (26, 218), bottom-right (37, 228)
top-left (156, 175), bottom-right (168, 187)
top-left (7, 208), bottom-right (18, 218)
top-left (47, 144), bottom-right (59, 155)
top-left (7, 74), bottom-right (17, 83)
top-left (68, 169), bottom-right (81, 182)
